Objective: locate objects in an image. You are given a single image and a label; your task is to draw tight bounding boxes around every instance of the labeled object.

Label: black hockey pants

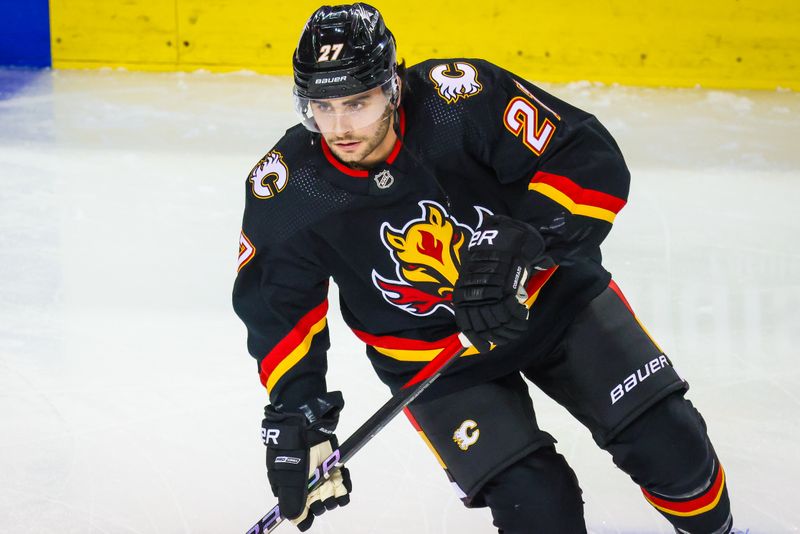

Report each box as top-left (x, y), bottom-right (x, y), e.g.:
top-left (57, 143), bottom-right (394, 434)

top-left (476, 392), bottom-right (728, 534)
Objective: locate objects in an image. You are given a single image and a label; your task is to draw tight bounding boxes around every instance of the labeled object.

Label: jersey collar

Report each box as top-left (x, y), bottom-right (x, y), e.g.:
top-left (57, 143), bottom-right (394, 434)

top-left (320, 107), bottom-right (406, 178)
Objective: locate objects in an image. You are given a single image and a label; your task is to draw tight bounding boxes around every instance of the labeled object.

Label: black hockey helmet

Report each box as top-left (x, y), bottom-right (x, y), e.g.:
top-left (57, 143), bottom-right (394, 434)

top-left (293, 3), bottom-right (397, 100)
top-left (292, 4), bottom-right (400, 134)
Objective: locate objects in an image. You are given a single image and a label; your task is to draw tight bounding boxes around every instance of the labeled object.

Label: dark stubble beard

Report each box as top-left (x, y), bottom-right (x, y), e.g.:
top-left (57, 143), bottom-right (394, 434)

top-left (331, 106), bottom-right (393, 170)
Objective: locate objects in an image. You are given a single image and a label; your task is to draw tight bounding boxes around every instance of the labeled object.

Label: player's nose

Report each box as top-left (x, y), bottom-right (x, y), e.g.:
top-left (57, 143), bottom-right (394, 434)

top-left (331, 113), bottom-right (353, 136)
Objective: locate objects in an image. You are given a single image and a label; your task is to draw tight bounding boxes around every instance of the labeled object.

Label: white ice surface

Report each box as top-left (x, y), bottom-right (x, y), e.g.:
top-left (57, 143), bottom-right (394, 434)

top-left (0, 68), bottom-right (799, 533)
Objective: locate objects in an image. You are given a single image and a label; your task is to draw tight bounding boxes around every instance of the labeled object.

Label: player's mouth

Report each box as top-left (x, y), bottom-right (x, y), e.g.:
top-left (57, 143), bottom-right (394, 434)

top-left (333, 140), bottom-right (362, 152)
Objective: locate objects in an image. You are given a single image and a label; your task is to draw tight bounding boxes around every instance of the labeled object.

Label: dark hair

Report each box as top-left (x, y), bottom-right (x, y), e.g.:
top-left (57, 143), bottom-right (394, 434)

top-left (381, 59), bottom-right (408, 102)
top-left (397, 60), bottom-right (408, 99)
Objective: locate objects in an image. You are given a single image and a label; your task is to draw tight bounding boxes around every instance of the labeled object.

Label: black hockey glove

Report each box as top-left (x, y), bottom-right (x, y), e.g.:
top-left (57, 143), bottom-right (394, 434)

top-left (452, 214), bottom-right (552, 353)
top-left (262, 391), bottom-right (352, 532)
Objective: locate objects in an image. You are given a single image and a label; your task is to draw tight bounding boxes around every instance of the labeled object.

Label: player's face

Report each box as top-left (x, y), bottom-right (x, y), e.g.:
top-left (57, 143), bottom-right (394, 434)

top-left (308, 85), bottom-right (397, 168)
top-left (309, 86), bottom-right (389, 133)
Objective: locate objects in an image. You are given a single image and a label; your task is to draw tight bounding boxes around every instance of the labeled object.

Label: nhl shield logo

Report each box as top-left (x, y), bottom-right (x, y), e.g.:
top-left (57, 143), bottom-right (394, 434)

top-left (374, 169), bottom-right (394, 190)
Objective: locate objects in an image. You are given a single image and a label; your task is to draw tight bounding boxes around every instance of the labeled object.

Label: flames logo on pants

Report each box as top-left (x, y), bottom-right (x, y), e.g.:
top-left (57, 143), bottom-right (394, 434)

top-left (453, 420), bottom-right (480, 451)
top-left (372, 201), bottom-right (487, 316)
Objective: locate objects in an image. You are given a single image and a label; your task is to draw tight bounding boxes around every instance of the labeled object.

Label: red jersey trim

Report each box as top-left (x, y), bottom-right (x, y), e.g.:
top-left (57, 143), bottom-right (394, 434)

top-left (403, 407), bottom-right (423, 431)
top-left (351, 328), bottom-right (479, 362)
top-left (320, 108), bottom-right (406, 177)
top-left (529, 171), bottom-right (626, 223)
top-left (386, 107), bottom-right (406, 164)
top-left (354, 266), bottom-right (556, 363)
top-left (403, 339), bottom-right (466, 388)
top-left (608, 279), bottom-right (634, 314)
top-left (320, 140), bottom-right (369, 177)
top-left (531, 171), bottom-right (626, 213)
top-left (351, 328), bottom-right (454, 350)
top-left (523, 265), bottom-right (557, 305)
top-left (259, 299), bottom-right (329, 391)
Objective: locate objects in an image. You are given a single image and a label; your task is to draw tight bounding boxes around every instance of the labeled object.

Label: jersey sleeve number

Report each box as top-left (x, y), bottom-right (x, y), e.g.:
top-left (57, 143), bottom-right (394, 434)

top-left (318, 44), bottom-right (344, 62)
top-left (503, 96), bottom-right (556, 157)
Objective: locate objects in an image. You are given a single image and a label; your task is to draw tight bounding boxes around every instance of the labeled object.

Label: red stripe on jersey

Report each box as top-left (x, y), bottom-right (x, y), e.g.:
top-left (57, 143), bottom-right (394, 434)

top-left (524, 265), bottom-right (558, 296)
top-left (608, 279), bottom-right (634, 314)
top-left (403, 407), bottom-right (423, 431)
top-left (320, 140), bottom-right (369, 178)
top-left (386, 107), bottom-right (406, 164)
top-left (403, 339), bottom-right (464, 389)
top-left (642, 463), bottom-right (726, 515)
top-left (259, 299), bottom-right (329, 385)
top-left (351, 328), bottom-right (454, 350)
top-left (320, 108), bottom-right (406, 176)
top-left (531, 171), bottom-right (626, 214)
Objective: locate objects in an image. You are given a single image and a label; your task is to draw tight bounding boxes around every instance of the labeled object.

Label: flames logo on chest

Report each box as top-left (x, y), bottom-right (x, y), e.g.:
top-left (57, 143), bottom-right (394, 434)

top-left (372, 201), bottom-right (483, 316)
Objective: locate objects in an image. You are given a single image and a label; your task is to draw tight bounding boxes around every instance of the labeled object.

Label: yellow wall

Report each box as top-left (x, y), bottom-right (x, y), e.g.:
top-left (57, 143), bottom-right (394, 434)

top-left (50, 0), bottom-right (800, 90)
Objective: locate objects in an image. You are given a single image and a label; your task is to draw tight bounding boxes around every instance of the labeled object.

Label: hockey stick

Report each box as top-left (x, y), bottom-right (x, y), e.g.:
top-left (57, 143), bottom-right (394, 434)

top-left (245, 333), bottom-right (472, 534)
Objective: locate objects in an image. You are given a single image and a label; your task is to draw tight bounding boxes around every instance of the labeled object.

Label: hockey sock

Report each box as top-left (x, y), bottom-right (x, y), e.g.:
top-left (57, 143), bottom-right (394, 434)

top-left (641, 458), bottom-right (732, 534)
top-left (604, 392), bottom-right (733, 534)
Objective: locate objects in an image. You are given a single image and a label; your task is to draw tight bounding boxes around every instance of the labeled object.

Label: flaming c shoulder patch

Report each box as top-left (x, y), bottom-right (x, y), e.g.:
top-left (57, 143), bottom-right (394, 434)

top-left (249, 151), bottom-right (289, 200)
top-left (429, 62), bottom-right (483, 104)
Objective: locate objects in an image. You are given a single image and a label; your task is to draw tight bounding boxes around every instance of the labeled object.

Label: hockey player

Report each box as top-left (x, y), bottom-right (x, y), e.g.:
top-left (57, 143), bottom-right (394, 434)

top-left (233, 3), bottom-right (737, 533)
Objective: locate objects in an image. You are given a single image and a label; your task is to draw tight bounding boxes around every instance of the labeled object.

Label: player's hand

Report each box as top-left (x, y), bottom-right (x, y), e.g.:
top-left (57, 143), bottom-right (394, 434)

top-left (452, 214), bottom-right (551, 352)
top-left (262, 392), bottom-right (352, 531)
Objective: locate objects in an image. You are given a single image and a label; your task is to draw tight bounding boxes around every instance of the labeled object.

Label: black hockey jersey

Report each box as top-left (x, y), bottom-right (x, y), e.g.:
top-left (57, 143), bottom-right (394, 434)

top-left (232, 59), bottom-right (630, 409)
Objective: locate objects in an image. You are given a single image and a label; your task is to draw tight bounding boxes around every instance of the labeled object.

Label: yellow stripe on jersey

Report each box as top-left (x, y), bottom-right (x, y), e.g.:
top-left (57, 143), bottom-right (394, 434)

top-left (266, 316), bottom-right (327, 392)
top-left (372, 344), bottom-right (480, 361)
top-left (529, 182), bottom-right (619, 224)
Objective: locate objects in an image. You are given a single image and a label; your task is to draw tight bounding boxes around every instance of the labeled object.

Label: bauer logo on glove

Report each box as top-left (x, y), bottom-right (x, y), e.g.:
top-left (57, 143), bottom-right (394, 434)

top-left (453, 214), bottom-right (551, 353)
top-left (263, 428), bottom-right (281, 446)
top-left (468, 229), bottom-right (499, 248)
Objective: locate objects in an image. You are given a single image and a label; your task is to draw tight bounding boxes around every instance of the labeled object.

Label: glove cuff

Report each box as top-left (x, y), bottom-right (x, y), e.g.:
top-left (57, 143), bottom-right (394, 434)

top-left (263, 391), bottom-right (345, 447)
top-left (297, 391), bottom-right (344, 424)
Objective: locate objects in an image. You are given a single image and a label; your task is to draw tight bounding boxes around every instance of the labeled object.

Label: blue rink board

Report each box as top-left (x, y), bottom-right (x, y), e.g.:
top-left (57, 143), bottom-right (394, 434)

top-left (0, 0), bottom-right (51, 67)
